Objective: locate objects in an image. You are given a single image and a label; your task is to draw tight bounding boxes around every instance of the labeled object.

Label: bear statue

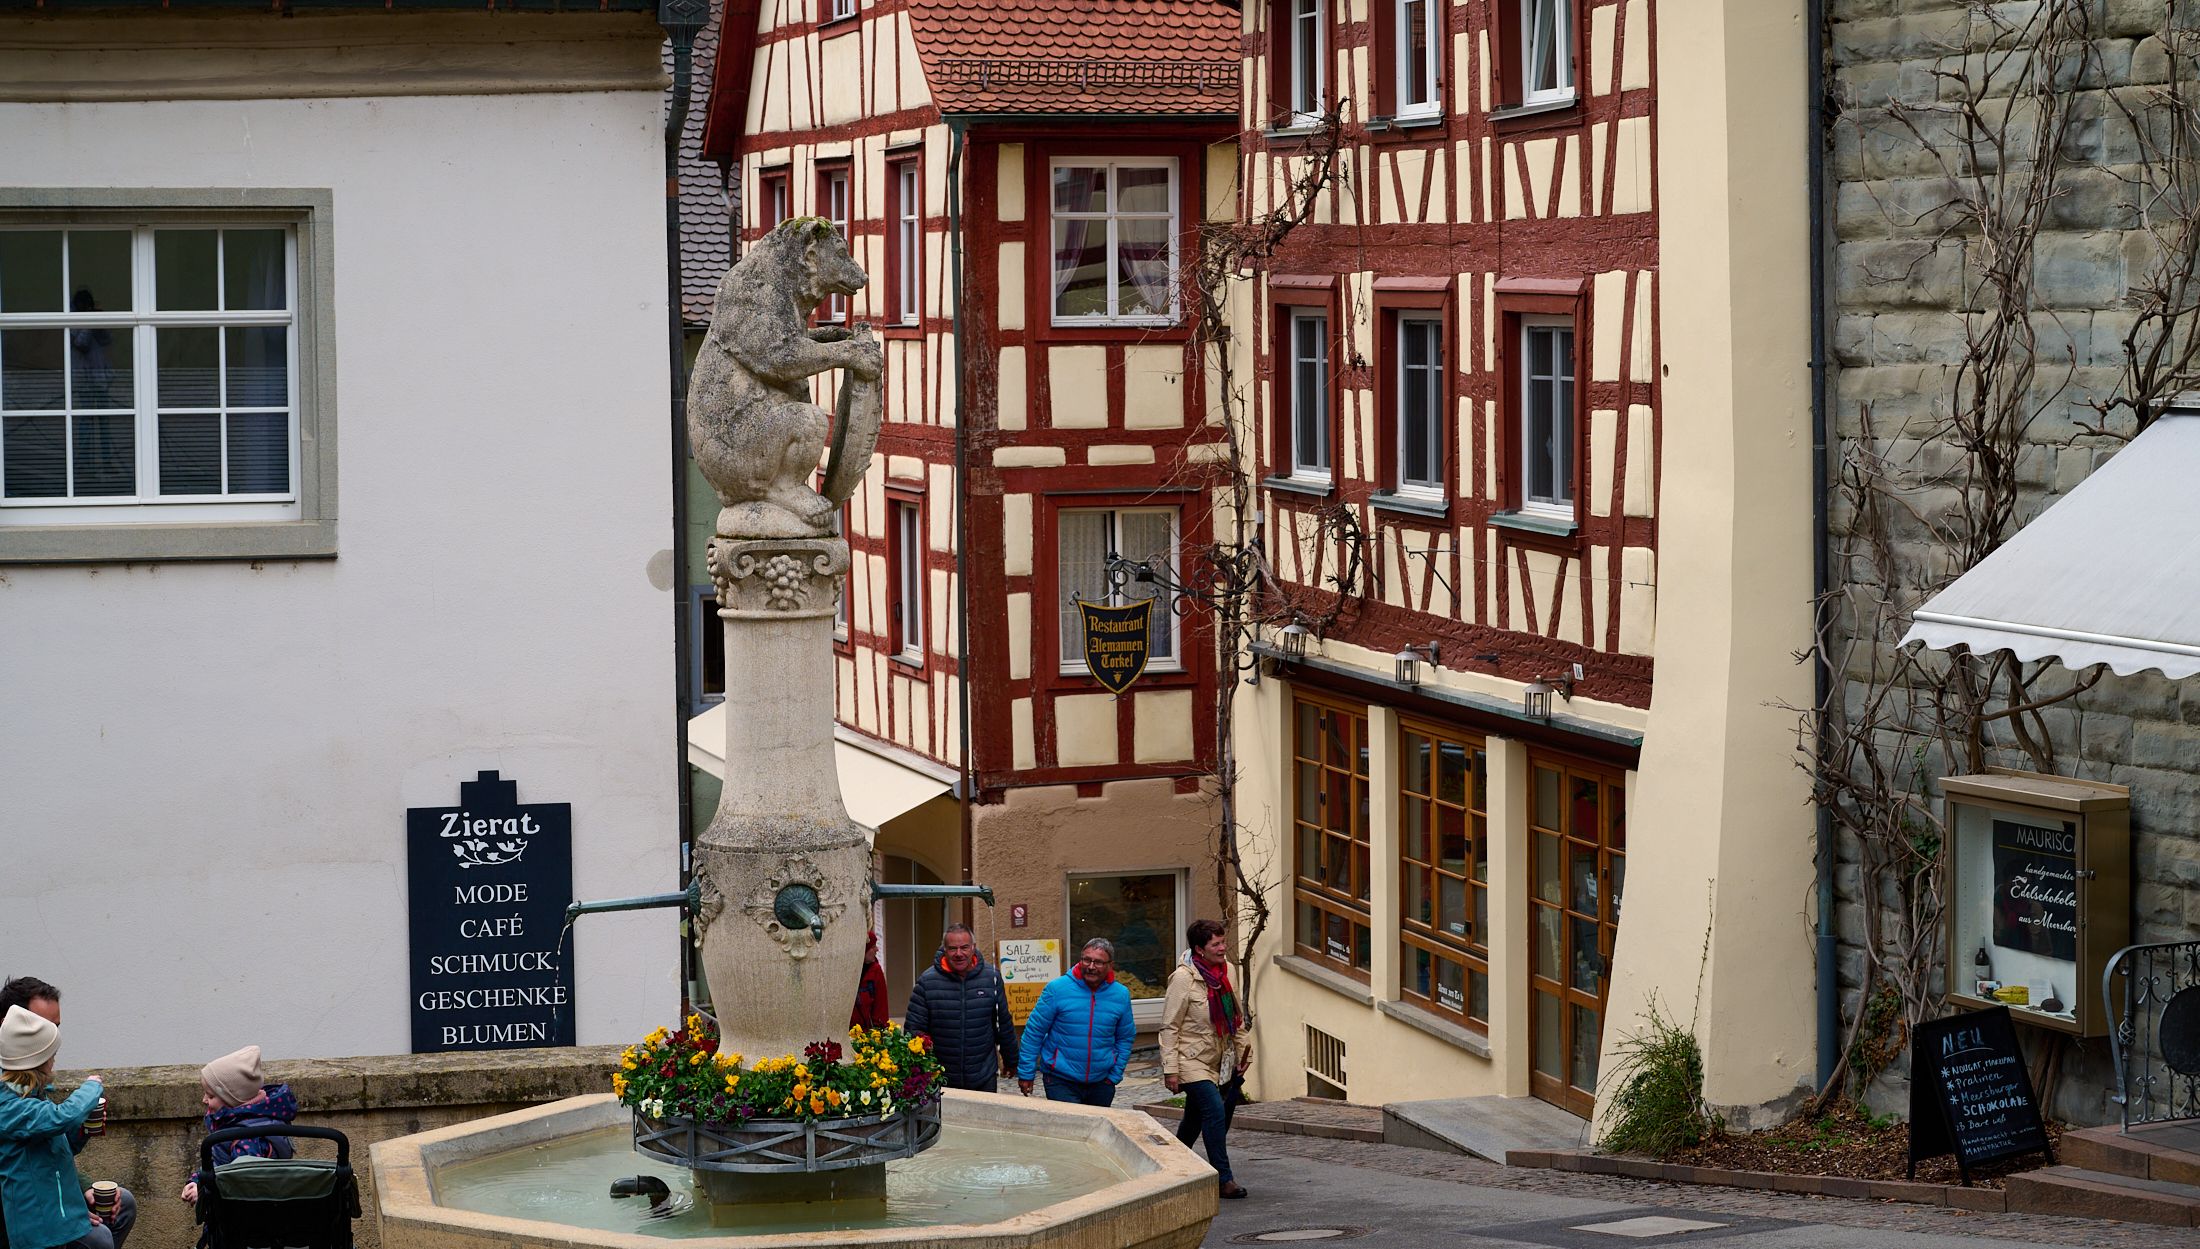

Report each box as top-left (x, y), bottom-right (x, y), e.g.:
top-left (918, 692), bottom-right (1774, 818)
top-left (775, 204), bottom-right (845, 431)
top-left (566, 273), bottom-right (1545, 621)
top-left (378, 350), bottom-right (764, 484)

top-left (687, 217), bottom-right (884, 540)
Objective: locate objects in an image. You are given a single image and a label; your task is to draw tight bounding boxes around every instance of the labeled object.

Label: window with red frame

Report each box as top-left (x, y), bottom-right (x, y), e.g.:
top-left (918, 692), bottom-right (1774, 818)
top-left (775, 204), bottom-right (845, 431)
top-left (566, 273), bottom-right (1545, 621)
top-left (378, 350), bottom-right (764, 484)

top-left (760, 168), bottom-right (791, 231)
top-left (818, 165), bottom-right (851, 322)
top-left (888, 157), bottom-right (921, 326)
top-left (888, 498), bottom-right (924, 661)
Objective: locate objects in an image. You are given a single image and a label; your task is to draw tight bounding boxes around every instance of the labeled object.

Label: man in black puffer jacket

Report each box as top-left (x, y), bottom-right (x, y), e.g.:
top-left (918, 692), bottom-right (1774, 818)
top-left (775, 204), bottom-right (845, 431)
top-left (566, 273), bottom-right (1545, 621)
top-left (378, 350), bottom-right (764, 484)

top-left (904, 925), bottom-right (1017, 1091)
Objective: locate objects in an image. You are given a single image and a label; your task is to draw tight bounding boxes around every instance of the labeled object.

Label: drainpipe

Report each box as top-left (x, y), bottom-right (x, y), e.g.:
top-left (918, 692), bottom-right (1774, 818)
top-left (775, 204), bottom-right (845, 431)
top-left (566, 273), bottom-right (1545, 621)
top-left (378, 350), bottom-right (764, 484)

top-left (661, 0), bottom-right (707, 1010)
top-left (1806, 0), bottom-right (1839, 1095)
top-left (948, 118), bottom-right (976, 925)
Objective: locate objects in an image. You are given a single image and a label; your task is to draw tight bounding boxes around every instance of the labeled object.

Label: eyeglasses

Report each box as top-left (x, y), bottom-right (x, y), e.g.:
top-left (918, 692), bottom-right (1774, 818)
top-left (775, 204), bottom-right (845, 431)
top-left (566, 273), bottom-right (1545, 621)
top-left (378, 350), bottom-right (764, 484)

top-left (1077, 955), bottom-right (1112, 968)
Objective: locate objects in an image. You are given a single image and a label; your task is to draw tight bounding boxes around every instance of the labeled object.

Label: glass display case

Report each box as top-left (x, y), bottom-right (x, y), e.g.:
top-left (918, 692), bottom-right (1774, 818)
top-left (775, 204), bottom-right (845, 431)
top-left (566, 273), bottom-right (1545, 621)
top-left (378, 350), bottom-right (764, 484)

top-left (1942, 770), bottom-right (2129, 1037)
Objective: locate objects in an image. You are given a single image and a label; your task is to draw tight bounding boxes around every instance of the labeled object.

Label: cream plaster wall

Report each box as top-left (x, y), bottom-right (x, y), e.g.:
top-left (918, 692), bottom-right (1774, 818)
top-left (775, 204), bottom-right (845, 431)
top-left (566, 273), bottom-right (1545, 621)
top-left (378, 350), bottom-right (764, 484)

top-left (0, 74), bottom-right (676, 1066)
top-left (1598, 0), bottom-right (1817, 1128)
top-left (967, 779), bottom-right (1217, 1020)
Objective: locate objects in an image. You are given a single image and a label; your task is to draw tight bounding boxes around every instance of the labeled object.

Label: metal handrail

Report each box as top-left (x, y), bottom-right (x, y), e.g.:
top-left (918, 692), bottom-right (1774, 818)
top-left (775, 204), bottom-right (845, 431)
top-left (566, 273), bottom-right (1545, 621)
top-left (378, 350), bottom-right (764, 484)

top-left (2104, 939), bottom-right (2200, 1130)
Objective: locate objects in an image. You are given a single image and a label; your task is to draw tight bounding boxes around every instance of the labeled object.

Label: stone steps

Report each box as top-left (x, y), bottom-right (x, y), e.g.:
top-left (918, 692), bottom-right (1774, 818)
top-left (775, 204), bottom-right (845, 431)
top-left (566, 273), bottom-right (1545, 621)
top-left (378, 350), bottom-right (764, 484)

top-left (2003, 1164), bottom-right (2200, 1226)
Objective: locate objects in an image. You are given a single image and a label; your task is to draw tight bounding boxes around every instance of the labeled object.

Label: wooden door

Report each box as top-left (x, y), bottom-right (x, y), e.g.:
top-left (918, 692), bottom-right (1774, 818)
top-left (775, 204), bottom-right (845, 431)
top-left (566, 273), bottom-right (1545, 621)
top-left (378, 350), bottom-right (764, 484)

top-left (1526, 755), bottom-right (1626, 1117)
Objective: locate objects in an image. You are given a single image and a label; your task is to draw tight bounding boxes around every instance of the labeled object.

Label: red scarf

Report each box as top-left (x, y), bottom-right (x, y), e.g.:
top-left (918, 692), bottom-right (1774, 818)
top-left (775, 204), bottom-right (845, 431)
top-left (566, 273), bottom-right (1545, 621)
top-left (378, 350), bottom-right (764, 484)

top-left (1192, 954), bottom-right (1241, 1038)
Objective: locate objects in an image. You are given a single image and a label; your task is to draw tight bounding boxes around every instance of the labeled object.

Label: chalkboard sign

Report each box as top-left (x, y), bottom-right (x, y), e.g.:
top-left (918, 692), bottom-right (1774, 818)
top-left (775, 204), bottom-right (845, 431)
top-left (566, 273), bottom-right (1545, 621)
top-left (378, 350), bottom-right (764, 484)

top-left (1908, 1006), bottom-right (2054, 1182)
top-left (1991, 817), bottom-right (2078, 962)
top-left (407, 771), bottom-right (577, 1053)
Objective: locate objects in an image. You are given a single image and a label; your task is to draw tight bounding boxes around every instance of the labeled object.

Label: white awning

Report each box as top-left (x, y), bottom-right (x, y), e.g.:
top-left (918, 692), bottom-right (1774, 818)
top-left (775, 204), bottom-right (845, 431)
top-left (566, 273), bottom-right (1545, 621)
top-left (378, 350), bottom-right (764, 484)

top-left (685, 703), bottom-right (953, 830)
top-left (1903, 414), bottom-right (2200, 679)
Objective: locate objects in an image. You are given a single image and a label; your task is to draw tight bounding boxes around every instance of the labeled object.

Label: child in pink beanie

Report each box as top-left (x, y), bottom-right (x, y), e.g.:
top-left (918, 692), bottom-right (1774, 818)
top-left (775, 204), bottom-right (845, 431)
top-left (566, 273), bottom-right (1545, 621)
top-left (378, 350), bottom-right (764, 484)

top-left (178, 1046), bottom-right (296, 1205)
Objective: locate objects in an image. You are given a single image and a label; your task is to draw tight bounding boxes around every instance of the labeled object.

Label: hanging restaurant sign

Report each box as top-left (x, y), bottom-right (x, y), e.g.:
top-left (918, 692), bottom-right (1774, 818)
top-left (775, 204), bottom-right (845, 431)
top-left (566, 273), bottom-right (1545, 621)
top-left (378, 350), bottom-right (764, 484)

top-left (1078, 598), bottom-right (1153, 694)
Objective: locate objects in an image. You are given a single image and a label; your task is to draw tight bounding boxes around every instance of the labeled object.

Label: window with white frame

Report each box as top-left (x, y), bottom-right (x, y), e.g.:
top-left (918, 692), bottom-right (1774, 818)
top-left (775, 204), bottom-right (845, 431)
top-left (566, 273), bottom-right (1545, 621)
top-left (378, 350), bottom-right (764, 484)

top-left (1520, 317), bottom-right (1574, 515)
top-left (1067, 870), bottom-right (1185, 1014)
top-left (1288, 310), bottom-right (1331, 481)
top-left (763, 171), bottom-right (791, 230)
top-left (1396, 0), bottom-right (1441, 117)
top-left (1, 224), bottom-right (298, 521)
top-left (821, 166), bottom-right (851, 323)
top-left (1396, 315), bottom-right (1444, 496)
top-left (1289, 0), bottom-right (1327, 124)
top-left (892, 159), bottom-right (921, 326)
top-left (828, 0), bottom-right (856, 19)
top-left (1049, 160), bottom-right (1177, 325)
top-left (1057, 506), bottom-right (1178, 673)
top-left (890, 499), bottom-right (923, 660)
top-left (1521, 0), bottom-right (1574, 105)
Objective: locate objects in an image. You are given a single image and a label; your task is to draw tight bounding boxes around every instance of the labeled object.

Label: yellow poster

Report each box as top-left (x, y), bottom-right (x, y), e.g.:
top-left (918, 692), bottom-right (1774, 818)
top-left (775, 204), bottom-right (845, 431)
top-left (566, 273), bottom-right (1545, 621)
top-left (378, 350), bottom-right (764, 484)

top-left (998, 938), bottom-right (1061, 1025)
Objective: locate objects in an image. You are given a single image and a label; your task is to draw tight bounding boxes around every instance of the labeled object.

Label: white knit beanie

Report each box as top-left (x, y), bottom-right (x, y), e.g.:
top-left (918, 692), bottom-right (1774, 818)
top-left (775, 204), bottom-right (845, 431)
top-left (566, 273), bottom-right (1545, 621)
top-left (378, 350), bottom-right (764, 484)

top-left (201, 1045), bottom-right (263, 1108)
top-left (0, 1005), bottom-right (59, 1072)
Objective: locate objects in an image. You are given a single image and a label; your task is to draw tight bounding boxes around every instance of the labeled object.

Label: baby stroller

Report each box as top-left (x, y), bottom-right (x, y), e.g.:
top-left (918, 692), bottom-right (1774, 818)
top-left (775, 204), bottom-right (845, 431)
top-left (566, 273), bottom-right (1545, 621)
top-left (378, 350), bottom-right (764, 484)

top-left (195, 1124), bottom-right (361, 1249)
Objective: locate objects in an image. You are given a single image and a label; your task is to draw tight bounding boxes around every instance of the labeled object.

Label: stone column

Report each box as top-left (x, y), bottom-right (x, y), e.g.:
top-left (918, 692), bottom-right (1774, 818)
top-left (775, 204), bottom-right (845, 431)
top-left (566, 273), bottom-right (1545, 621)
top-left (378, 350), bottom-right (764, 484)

top-left (694, 534), bottom-right (871, 1066)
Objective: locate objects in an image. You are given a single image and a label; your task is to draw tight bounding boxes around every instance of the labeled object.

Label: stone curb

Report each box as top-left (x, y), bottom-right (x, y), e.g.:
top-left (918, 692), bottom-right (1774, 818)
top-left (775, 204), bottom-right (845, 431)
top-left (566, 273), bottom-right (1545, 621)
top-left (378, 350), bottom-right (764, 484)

top-left (1139, 1102), bottom-right (1387, 1144)
top-left (1500, 1148), bottom-right (2009, 1212)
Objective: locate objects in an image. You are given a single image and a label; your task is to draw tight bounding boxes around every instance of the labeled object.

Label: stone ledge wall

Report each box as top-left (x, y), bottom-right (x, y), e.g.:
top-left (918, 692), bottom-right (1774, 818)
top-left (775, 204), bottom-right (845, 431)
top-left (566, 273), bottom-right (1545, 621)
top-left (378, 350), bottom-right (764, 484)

top-left (1827, 0), bottom-right (2195, 1126)
top-left (59, 1045), bottom-right (620, 1249)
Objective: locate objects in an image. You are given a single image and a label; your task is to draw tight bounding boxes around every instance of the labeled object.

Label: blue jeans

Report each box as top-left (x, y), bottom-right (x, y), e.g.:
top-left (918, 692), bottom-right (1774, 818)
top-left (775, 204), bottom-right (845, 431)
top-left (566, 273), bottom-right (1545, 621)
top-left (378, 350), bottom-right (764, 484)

top-left (1175, 1079), bottom-right (1237, 1183)
top-left (1041, 1071), bottom-right (1116, 1106)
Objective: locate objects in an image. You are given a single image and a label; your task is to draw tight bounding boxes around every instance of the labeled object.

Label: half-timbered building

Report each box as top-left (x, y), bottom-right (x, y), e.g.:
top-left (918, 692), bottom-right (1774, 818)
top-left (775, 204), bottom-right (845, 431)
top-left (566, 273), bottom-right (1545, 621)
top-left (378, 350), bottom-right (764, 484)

top-left (695, 0), bottom-right (1243, 1022)
top-left (1229, 0), bottom-right (1821, 1126)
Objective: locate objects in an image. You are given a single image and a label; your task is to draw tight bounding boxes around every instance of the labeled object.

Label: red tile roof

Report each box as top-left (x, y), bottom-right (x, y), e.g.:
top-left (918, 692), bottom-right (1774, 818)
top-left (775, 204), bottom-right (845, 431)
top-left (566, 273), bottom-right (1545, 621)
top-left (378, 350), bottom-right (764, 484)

top-left (905, 0), bottom-right (1240, 117)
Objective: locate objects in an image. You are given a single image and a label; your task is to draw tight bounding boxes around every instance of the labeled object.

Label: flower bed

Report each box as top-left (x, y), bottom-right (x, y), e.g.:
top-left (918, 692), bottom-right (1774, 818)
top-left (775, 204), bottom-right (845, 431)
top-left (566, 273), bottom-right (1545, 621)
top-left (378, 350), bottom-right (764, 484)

top-left (614, 1015), bottom-right (942, 1126)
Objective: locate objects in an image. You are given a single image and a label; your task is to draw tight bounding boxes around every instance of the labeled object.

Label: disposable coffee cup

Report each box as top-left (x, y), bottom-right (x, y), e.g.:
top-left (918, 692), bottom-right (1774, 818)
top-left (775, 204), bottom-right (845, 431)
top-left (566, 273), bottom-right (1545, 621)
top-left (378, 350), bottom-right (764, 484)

top-left (82, 1098), bottom-right (106, 1138)
top-left (89, 1181), bottom-right (117, 1218)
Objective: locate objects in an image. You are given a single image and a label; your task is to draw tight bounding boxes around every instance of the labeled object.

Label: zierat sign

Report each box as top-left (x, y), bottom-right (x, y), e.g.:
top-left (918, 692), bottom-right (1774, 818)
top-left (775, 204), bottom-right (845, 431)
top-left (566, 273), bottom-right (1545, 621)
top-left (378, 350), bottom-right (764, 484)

top-left (406, 770), bottom-right (577, 1052)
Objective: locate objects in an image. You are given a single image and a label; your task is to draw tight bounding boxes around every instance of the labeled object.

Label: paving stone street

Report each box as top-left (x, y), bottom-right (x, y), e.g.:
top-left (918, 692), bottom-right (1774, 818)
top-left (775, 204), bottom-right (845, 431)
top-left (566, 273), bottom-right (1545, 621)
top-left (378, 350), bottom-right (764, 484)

top-left (1196, 1131), bottom-right (2158, 1249)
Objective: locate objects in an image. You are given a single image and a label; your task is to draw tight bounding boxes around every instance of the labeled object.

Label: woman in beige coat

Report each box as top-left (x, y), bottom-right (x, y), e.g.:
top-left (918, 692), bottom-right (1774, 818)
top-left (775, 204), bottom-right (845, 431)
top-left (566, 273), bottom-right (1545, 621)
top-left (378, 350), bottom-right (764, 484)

top-left (1159, 918), bottom-right (1253, 1198)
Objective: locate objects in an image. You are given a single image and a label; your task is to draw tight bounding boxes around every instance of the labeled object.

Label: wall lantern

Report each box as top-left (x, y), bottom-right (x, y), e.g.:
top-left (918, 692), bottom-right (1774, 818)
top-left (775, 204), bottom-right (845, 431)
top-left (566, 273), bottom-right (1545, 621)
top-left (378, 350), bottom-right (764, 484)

top-left (1523, 678), bottom-right (1555, 719)
top-left (1278, 621), bottom-right (1310, 663)
top-left (1394, 641), bottom-right (1440, 685)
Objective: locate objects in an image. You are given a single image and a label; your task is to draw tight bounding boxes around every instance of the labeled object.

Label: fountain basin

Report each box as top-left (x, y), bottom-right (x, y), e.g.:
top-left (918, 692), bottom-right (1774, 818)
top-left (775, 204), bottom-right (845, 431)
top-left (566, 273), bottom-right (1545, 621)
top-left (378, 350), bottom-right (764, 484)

top-left (370, 1091), bottom-right (1217, 1248)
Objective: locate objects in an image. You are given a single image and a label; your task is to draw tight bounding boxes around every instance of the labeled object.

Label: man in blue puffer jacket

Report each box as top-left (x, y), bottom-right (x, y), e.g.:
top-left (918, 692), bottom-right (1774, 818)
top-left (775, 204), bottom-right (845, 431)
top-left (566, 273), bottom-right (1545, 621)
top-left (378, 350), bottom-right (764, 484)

top-left (1015, 938), bottom-right (1136, 1106)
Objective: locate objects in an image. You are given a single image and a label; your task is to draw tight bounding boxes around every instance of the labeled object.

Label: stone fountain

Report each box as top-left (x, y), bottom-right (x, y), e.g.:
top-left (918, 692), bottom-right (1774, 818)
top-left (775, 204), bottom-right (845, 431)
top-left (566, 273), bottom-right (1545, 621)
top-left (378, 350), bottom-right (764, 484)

top-left (366, 222), bottom-right (1219, 1247)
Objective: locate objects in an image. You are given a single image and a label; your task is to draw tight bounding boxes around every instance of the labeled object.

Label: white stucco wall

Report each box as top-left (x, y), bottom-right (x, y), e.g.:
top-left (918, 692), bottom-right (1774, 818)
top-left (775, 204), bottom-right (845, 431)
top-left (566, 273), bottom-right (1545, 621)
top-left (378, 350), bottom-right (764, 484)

top-left (0, 87), bottom-right (680, 1066)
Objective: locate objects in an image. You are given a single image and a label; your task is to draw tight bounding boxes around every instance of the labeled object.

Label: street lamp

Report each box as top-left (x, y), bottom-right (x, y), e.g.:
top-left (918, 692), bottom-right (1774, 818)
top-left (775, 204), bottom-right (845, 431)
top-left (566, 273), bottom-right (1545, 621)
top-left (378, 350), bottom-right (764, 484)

top-left (1279, 621), bottom-right (1310, 662)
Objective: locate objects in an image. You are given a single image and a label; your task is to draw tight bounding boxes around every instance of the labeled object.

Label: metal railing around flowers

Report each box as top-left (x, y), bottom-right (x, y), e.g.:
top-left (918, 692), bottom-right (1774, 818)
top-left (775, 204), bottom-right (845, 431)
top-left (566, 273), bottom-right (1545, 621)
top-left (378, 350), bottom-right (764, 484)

top-left (2105, 940), bottom-right (2200, 1129)
top-left (633, 1104), bottom-right (943, 1174)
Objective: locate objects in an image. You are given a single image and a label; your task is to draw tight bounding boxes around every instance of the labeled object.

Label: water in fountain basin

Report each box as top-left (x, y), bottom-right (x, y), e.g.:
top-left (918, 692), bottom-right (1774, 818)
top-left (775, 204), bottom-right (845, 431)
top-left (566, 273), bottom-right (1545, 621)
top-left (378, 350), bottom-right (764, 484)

top-left (433, 1122), bottom-right (1132, 1237)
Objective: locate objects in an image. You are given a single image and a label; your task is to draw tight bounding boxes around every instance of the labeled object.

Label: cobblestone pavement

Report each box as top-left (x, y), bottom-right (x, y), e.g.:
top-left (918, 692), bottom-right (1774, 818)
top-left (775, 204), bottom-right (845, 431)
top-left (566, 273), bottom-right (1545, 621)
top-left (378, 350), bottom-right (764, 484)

top-left (1213, 1131), bottom-right (2156, 1248)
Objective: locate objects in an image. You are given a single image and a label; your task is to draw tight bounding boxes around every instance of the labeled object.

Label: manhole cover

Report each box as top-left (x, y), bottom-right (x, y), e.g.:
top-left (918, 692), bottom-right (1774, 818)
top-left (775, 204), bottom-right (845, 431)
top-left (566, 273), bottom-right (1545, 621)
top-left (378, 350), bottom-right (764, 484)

top-left (1230, 1228), bottom-right (1369, 1243)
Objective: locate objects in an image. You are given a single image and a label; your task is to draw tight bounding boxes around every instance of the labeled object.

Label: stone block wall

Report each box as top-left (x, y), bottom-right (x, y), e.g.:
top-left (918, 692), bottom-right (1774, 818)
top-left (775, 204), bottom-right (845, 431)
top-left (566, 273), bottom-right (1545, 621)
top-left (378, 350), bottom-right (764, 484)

top-left (1827, 0), bottom-right (2196, 1125)
top-left (63, 1045), bottom-right (618, 1249)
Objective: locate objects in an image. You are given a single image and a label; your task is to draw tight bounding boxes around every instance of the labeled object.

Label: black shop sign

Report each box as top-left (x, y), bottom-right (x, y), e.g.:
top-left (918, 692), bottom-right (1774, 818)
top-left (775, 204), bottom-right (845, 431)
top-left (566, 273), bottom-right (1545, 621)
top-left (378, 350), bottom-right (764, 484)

top-left (1991, 818), bottom-right (2078, 962)
top-left (1908, 1006), bottom-right (2055, 1182)
top-left (406, 771), bottom-right (576, 1053)
top-left (1078, 598), bottom-right (1153, 695)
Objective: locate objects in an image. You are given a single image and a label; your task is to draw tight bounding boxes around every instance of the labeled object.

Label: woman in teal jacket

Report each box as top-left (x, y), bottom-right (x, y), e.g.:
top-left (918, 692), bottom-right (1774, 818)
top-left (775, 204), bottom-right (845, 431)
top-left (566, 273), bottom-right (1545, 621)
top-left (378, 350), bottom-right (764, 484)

top-left (0, 1005), bottom-right (109, 1249)
top-left (1014, 938), bottom-right (1137, 1106)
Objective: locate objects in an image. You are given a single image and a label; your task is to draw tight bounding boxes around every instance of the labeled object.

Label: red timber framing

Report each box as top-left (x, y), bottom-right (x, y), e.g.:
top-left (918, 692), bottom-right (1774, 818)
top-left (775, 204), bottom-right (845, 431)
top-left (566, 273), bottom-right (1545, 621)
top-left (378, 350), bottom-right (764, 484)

top-left (704, 0), bottom-right (1236, 802)
top-left (959, 122), bottom-right (1231, 795)
top-left (1245, 0), bottom-right (1660, 709)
